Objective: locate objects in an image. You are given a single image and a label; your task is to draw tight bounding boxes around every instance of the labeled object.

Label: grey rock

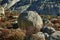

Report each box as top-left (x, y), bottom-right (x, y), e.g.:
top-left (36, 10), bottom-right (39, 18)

top-left (49, 31), bottom-right (60, 40)
top-left (41, 26), bottom-right (55, 35)
top-left (44, 33), bottom-right (49, 39)
top-left (0, 0), bottom-right (2, 2)
top-left (18, 11), bottom-right (43, 31)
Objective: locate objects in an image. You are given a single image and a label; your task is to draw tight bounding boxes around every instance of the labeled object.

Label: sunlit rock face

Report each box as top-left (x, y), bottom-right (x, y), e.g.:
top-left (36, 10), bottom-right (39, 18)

top-left (3, 0), bottom-right (20, 10)
top-left (41, 27), bottom-right (56, 35)
top-left (18, 11), bottom-right (43, 31)
top-left (0, 6), bottom-right (5, 17)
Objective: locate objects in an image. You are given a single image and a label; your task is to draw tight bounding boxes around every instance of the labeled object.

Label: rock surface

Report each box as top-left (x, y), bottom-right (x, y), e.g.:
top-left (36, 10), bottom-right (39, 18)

top-left (0, 6), bottom-right (5, 16)
top-left (0, 28), bottom-right (26, 40)
top-left (32, 32), bottom-right (45, 40)
top-left (41, 26), bottom-right (55, 35)
top-left (44, 33), bottom-right (49, 39)
top-left (18, 11), bottom-right (43, 31)
top-left (49, 31), bottom-right (60, 40)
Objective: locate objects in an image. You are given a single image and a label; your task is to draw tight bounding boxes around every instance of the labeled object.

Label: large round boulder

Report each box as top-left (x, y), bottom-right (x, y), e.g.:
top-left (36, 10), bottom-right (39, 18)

top-left (18, 11), bottom-right (43, 31)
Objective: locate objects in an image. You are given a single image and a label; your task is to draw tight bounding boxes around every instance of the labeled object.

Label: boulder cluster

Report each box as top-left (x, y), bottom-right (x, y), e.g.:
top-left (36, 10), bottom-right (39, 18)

top-left (0, 11), bottom-right (60, 40)
top-left (18, 11), bottom-right (60, 40)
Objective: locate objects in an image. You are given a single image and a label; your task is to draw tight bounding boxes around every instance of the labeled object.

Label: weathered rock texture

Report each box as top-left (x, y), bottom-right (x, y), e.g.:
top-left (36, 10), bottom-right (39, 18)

top-left (32, 32), bottom-right (45, 40)
top-left (18, 11), bottom-right (43, 31)
top-left (49, 31), bottom-right (60, 40)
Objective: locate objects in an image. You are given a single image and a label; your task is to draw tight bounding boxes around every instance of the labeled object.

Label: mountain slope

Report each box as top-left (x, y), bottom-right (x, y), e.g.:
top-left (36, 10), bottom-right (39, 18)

top-left (1, 0), bottom-right (60, 15)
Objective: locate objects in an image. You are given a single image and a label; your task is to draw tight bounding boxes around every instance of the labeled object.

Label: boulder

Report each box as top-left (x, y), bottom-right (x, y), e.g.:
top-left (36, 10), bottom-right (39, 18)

top-left (0, 28), bottom-right (13, 40)
top-left (41, 26), bottom-right (55, 35)
top-left (0, 28), bottom-right (26, 40)
top-left (49, 31), bottom-right (60, 40)
top-left (50, 18), bottom-right (58, 24)
top-left (13, 28), bottom-right (26, 40)
top-left (18, 11), bottom-right (43, 31)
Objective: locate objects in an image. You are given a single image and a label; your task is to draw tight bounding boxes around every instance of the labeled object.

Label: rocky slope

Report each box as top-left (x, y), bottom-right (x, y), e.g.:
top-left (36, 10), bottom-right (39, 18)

top-left (1, 0), bottom-right (60, 15)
